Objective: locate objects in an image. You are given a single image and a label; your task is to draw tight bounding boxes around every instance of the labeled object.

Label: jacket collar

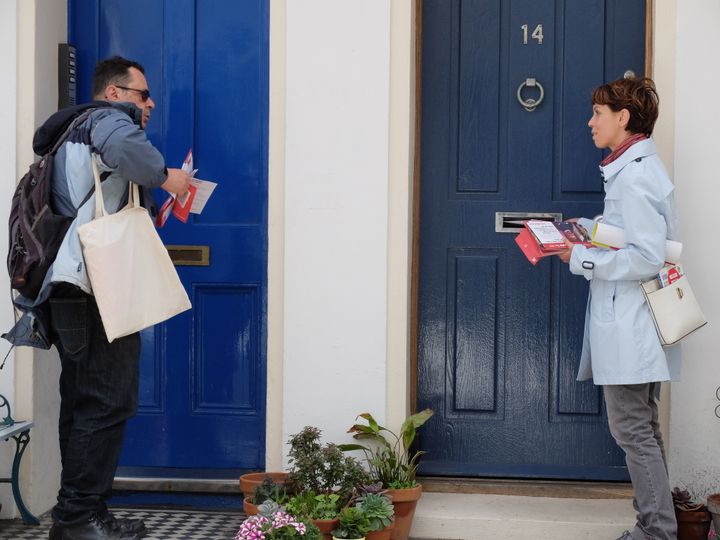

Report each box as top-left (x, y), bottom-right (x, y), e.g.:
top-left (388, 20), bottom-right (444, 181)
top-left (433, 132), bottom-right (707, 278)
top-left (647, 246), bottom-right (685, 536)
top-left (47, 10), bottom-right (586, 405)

top-left (599, 138), bottom-right (657, 181)
top-left (32, 101), bottom-right (142, 155)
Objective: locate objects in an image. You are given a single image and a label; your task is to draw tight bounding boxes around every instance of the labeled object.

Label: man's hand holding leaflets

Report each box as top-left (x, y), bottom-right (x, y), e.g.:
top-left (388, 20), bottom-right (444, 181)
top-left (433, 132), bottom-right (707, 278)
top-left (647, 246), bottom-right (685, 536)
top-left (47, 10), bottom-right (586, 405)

top-left (156, 149), bottom-right (217, 227)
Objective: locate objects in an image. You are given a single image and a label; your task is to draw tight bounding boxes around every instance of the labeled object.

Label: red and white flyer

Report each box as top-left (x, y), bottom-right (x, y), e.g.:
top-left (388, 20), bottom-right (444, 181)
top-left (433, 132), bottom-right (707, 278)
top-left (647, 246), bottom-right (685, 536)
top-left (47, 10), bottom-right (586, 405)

top-left (156, 149), bottom-right (216, 227)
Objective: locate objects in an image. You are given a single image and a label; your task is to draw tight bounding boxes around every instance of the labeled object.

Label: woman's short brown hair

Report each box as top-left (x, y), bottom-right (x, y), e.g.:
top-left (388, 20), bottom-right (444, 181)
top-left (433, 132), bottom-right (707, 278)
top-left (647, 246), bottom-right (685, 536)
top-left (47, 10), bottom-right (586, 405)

top-left (592, 77), bottom-right (659, 136)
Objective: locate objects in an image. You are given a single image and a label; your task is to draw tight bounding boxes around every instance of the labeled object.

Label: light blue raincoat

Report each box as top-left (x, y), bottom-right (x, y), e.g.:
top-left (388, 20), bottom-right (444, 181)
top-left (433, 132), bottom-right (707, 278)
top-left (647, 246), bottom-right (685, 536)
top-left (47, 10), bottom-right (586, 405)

top-left (569, 138), bottom-right (681, 385)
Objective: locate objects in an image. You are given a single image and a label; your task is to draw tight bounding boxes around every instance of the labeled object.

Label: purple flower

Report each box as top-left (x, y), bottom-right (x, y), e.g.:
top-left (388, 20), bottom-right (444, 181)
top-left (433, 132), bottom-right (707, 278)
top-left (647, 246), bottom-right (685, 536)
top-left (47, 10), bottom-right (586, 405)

top-left (235, 510), bottom-right (310, 539)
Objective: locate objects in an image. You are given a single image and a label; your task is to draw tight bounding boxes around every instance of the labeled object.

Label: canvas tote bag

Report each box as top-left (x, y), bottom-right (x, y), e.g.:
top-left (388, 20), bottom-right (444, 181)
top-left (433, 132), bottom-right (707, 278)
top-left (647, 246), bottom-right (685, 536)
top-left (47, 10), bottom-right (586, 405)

top-left (78, 156), bottom-right (191, 342)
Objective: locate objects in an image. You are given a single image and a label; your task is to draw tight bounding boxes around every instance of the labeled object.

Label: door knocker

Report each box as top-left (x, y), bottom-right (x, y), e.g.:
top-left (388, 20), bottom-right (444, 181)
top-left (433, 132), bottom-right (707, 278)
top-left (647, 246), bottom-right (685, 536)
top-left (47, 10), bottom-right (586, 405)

top-left (517, 78), bottom-right (544, 112)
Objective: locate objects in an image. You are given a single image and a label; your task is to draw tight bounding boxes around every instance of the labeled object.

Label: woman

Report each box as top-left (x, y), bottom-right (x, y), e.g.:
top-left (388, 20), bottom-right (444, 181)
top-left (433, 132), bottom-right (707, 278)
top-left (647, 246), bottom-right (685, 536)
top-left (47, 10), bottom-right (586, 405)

top-left (557, 77), bottom-right (680, 540)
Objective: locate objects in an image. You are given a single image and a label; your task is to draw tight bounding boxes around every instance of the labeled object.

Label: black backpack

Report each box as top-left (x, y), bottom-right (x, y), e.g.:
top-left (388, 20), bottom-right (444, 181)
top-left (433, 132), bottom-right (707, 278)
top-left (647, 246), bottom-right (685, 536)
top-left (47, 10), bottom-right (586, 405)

top-left (7, 108), bottom-right (99, 300)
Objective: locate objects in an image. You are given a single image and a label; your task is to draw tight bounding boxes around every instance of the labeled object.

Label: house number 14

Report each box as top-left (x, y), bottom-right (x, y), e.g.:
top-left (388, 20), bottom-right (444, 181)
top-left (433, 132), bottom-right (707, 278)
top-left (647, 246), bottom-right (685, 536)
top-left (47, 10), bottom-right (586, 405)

top-left (521, 24), bottom-right (544, 44)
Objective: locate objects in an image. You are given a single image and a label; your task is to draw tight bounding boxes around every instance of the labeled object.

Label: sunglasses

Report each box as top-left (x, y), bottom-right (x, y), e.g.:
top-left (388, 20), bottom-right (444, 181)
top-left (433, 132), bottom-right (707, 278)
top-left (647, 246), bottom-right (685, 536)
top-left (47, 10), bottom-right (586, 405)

top-left (115, 85), bottom-right (151, 102)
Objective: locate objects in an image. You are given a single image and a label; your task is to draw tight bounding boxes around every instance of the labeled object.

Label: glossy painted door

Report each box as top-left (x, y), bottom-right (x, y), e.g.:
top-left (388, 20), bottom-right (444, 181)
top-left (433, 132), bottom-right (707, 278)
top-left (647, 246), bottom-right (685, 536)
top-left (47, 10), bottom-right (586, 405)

top-left (418, 0), bottom-right (646, 479)
top-left (69, 0), bottom-right (268, 472)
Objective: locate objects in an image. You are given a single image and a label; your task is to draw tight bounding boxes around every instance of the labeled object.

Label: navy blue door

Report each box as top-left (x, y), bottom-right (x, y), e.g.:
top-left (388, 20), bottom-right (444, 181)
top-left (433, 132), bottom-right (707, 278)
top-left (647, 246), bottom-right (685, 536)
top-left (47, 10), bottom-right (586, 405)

top-left (418, 0), bottom-right (646, 479)
top-left (69, 0), bottom-right (268, 472)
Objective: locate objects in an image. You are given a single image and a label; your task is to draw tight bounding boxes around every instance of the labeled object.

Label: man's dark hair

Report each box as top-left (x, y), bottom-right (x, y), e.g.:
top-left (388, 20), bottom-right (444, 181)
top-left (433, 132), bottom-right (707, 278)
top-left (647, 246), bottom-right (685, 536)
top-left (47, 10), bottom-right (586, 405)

top-left (92, 56), bottom-right (145, 99)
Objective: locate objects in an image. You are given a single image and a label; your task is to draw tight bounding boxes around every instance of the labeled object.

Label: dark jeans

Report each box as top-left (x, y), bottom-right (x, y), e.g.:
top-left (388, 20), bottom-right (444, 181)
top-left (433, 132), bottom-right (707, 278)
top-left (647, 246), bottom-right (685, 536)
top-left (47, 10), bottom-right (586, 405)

top-left (48, 284), bottom-right (140, 525)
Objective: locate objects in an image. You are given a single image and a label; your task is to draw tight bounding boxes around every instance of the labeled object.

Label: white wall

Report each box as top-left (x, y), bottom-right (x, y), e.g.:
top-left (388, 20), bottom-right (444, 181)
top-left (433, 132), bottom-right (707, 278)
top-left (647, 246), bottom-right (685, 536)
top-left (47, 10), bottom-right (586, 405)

top-left (13, 0), bottom-right (65, 518)
top-left (385, 0), bottom-right (416, 435)
top-left (669, 0), bottom-right (720, 499)
top-left (0, 0), bottom-right (18, 518)
top-left (266, 0), bottom-right (287, 471)
top-left (282, 1), bottom-right (391, 452)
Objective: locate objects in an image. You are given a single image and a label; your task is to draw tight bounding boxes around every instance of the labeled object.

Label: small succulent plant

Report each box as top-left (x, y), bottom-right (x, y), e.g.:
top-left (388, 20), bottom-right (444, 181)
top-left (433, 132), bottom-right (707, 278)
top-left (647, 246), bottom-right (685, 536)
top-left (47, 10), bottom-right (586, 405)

top-left (331, 507), bottom-right (371, 539)
top-left (252, 475), bottom-right (290, 505)
top-left (257, 499), bottom-right (283, 517)
top-left (672, 487), bottom-right (706, 512)
top-left (355, 492), bottom-right (394, 532)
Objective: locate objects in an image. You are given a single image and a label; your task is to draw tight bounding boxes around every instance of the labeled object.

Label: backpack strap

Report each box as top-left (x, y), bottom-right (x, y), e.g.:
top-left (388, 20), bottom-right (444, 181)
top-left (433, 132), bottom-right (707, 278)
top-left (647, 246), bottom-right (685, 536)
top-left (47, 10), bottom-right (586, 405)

top-left (48, 108), bottom-right (100, 155)
top-left (77, 170), bottom-right (111, 209)
top-left (50, 108), bottom-right (111, 209)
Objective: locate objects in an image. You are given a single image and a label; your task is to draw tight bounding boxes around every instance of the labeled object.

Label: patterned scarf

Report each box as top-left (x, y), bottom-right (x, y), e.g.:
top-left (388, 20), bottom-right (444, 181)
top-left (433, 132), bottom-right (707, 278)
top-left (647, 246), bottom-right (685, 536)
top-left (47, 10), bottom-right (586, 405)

top-left (600, 132), bottom-right (648, 166)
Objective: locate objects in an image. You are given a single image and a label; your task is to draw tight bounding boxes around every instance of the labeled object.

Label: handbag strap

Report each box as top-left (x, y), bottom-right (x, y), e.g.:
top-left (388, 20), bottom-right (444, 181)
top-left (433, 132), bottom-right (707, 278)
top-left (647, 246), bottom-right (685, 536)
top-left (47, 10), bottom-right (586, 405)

top-left (91, 154), bottom-right (140, 217)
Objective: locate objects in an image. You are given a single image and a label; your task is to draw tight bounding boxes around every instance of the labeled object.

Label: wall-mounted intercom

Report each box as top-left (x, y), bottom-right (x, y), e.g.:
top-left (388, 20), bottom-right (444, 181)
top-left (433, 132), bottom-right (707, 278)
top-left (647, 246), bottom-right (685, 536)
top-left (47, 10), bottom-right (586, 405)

top-left (58, 43), bottom-right (77, 110)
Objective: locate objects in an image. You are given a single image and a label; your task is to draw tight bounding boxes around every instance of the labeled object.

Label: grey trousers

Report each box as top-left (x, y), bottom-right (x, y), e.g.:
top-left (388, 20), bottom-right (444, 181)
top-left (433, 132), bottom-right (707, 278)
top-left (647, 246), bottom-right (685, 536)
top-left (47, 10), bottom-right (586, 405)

top-left (603, 383), bottom-right (677, 540)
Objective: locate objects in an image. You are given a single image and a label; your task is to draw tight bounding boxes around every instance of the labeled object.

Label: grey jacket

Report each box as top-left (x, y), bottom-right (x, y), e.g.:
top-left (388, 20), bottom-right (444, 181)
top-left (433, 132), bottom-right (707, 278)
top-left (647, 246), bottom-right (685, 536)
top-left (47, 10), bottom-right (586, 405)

top-left (3, 102), bottom-right (168, 348)
top-left (47, 103), bottom-right (167, 295)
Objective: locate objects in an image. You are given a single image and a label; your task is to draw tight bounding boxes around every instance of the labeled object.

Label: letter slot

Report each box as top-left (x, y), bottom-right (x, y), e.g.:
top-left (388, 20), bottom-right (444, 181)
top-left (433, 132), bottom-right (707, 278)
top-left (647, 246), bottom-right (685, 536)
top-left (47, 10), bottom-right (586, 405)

top-left (495, 212), bottom-right (562, 233)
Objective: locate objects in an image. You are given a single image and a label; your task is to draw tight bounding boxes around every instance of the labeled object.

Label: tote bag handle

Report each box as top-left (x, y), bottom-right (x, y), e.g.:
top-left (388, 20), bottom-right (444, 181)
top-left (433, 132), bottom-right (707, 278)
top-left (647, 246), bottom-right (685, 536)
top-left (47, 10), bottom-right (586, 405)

top-left (90, 155), bottom-right (140, 217)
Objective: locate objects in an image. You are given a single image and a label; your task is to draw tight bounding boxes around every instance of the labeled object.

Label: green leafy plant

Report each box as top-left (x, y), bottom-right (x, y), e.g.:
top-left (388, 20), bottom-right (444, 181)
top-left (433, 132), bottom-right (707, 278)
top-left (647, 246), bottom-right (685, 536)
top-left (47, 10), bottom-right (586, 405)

top-left (251, 475), bottom-right (290, 505)
top-left (354, 492), bottom-right (394, 532)
top-left (331, 507), bottom-right (370, 539)
top-left (339, 409), bottom-right (434, 489)
top-left (287, 426), bottom-right (370, 507)
top-left (285, 491), bottom-right (341, 521)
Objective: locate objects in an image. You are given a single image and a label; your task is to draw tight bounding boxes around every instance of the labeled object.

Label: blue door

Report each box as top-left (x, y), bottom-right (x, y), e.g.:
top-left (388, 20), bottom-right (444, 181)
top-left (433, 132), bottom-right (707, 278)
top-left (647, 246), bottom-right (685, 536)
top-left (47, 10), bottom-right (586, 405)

top-left (417, 0), bottom-right (646, 479)
top-left (69, 0), bottom-right (268, 473)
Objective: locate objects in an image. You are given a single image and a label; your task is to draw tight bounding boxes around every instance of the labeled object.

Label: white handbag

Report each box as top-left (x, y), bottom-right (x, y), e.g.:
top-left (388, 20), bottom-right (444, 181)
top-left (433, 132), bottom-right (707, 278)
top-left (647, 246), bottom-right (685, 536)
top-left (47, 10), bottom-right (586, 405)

top-left (78, 156), bottom-right (191, 342)
top-left (641, 274), bottom-right (707, 346)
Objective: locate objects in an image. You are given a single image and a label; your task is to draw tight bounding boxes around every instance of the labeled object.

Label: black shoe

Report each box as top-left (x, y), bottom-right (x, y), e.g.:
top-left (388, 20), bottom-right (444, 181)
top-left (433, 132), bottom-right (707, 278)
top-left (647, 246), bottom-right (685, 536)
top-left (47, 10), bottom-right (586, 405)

top-left (103, 511), bottom-right (147, 537)
top-left (48, 523), bottom-right (62, 540)
top-left (51, 514), bottom-right (141, 540)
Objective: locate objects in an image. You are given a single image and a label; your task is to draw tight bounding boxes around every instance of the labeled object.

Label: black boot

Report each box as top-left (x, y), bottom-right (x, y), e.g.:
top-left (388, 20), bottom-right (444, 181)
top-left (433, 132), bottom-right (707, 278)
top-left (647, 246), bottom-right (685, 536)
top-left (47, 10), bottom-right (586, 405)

top-left (103, 511), bottom-right (147, 537)
top-left (49, 514), bottom-right (141, 540)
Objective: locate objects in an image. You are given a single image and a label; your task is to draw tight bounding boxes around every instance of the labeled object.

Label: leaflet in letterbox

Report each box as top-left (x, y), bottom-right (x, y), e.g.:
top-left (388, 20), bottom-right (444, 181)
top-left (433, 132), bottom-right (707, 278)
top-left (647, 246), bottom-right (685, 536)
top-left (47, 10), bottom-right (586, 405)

top-left (525, 220), bottom-right (567, 250)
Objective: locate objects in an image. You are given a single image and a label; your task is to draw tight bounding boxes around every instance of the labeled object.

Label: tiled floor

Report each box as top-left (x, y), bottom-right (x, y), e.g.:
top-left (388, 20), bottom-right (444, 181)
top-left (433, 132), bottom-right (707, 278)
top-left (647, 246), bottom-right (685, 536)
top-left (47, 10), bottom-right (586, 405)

top-left (0, 508), bottom-right (246, 540)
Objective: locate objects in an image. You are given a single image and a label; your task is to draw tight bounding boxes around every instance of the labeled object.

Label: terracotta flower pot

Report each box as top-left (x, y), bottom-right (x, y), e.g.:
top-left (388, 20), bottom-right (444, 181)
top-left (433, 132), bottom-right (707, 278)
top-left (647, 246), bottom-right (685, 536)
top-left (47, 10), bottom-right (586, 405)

top-left (243, 497), bottom-right (258, 516)
top-left (238, 471), bottom-right (289, 497)
top-left (366, 519), bottom-right (395, 540)
top-left (676, 508), bottom-right (712, 540)
top-left (707, 494), bottom-right (720, 535)
top-left (386, 485), bottom-right (422, 540)
top-left (313, 518), bottom-right (340, 540)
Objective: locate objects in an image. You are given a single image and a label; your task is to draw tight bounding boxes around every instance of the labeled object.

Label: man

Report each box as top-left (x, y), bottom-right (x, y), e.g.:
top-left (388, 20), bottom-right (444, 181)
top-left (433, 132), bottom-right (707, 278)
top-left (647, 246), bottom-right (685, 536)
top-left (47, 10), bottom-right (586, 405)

top-left (36, 57), bottom-right (190, 540)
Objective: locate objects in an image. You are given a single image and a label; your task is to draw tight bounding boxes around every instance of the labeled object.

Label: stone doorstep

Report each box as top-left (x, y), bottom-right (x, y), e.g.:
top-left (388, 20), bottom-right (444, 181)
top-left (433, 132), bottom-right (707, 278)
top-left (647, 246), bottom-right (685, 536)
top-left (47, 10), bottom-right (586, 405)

top-left (410, 492), bottom-right (637, 540)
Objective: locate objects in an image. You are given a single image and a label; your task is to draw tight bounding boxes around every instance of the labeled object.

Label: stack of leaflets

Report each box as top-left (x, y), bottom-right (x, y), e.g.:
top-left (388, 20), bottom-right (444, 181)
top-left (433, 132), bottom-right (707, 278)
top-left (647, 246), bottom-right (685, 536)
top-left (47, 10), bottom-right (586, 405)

top-left (515, 217), bottom-right (684, 266)
top-left (515, 219), bottom-right (592, 265)
top-left (156, 149), bottom-right (218, 227)
top-left (656, 263), bottom-right (684, 288)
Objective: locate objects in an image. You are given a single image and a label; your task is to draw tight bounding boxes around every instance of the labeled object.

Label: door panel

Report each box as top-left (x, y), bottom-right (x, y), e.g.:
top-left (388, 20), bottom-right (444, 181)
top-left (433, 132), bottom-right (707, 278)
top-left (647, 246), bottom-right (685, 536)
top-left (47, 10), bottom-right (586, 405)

top-left (418, 0), bottom-right (646, 479)
top-left (69, 0), bottom-right (268, 472)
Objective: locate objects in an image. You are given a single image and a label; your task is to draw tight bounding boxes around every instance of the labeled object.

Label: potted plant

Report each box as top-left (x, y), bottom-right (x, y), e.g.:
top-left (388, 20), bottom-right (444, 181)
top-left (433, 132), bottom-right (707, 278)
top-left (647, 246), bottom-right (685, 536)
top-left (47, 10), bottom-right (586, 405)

top-left (239, 471), bottom-right (289, 499)
top-left (354, 490), bottom-right (394, 540)
top-left (287, 426), bottom-right (371, 539)
top-left (332, 507), bottom-right (370, 540)
top-left (286, 492), bottom-right (343, 539)
top-left (287, 426), bottom-right (370, 505)
top-left (339, 409), bottom-right (433, 540)
top-left (235, 508), bottom-right (322, 540)
top-left (672, 487), bottom-right (713, 540)
top-left (708, 493), bottom-right (720, 537)
top-left (245, 475), bottom-right (291, 515)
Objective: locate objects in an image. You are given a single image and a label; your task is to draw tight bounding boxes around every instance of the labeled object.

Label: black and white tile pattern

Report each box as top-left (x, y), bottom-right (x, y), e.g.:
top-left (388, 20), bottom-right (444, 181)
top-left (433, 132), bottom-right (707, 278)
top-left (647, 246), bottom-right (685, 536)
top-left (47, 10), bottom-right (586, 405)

top-left (0, 508), bottom-right (246, 540)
